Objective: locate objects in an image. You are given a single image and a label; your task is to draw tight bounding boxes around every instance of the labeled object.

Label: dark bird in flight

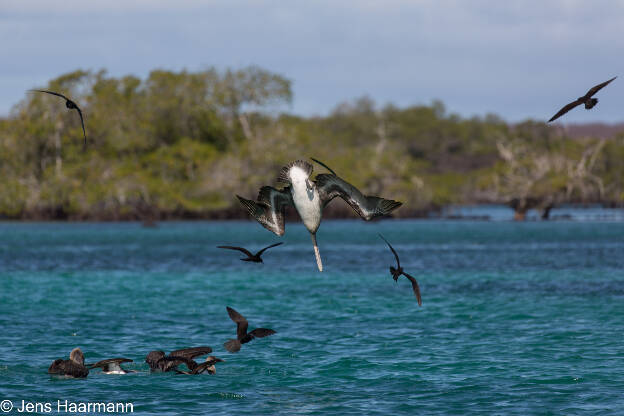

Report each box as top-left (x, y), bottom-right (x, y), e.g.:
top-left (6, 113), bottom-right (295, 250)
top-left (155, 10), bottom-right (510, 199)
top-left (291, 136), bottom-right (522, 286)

top-left (29, 89), bottom-right (87, 146)
top-left (548, 77), bottom-right (617, 122)
top-left (86, 358), bottom-right (135, 374)
top-left (48, 347), bottom-right (89, 378)
top-left (224, 306), bottom-right (276, 353)
top-left (217, 242), bottom-right (283, 263)
top-left (145, 346), bottom-right (214, 373)
top-left (379, 234), bottom-right (422, 306)
top-left (237, 159), bottom-right (402, 271)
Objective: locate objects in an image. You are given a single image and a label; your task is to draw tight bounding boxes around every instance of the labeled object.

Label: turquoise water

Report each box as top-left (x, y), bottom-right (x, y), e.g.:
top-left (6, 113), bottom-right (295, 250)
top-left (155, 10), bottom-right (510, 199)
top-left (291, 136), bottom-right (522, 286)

top-left (1, 220), bottom-right (623, 415)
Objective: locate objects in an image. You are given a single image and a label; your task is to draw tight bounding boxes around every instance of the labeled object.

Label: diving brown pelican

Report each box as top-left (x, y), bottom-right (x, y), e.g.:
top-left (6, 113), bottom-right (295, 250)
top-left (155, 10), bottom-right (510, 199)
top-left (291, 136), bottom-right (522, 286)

top-left (145, 346), bottom-right (213, 372)
top-left (224, 306), bottom-right (276, 353)
top-left (29, 89), bottom-right (87, 146)
top-left (379, 234), bottom-right (422, 306)
top-left (48, 347), bottom-right (89, 378)
top-left (548, 77), bottom-right (617, 122)
top-left (86, 358), bottom-right (135, 374)
top-left (217, 242), bottom-right (283, 263)
top-left (237, 159), bottom-right (402, 271)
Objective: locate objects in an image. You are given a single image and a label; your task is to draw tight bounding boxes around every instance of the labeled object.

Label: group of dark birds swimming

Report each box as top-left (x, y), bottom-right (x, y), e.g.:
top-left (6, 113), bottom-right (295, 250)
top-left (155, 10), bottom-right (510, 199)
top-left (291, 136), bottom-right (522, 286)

top-left (48, 307), bottom-right (274, 378)
top-left (36, 76), bottom-right (615, 377)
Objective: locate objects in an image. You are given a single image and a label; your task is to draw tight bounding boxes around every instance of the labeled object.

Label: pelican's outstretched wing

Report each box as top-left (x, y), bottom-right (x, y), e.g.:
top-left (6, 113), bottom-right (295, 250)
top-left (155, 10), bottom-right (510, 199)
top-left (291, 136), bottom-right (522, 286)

top-left (237, 186), bottom-right (293, 236)
top-left (585, 76), bottom-right (617, 98)
top-left (315, 174), bottom-right (402, 220)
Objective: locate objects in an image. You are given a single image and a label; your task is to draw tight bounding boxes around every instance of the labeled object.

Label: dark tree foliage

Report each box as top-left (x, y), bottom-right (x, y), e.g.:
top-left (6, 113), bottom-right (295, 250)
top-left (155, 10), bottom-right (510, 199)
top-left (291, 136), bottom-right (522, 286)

top-left (0, 67), bottom-right (621, 220)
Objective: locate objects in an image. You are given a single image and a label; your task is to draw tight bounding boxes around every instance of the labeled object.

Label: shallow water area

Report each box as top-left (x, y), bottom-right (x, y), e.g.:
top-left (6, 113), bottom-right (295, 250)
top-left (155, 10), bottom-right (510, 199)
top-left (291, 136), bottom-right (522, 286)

top-left (1, 219), bottom-right (623, 415)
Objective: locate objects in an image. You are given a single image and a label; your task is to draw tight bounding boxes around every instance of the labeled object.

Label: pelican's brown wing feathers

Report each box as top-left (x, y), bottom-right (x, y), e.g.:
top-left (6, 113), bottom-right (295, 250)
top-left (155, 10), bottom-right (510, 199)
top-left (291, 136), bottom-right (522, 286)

top-left (315, 174), bottom-right (402, 220)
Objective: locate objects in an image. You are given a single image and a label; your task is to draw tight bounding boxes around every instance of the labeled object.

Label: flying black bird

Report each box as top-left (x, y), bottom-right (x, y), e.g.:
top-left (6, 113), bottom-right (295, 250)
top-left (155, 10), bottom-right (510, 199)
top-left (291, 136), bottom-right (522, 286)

top-left (224, 306), bottom-right (276, 353)
top-left (379, 234), bottom-right (422, 306)
top-left (29, 89), bottom-right (87, 146)
top-left (217, 242), bottom-right (283, 263)
top-left (86, 358), bottom-right (135, 374)
top-left (145, 346), bottom-right (214, 372)
top-left (548, 77), bottom-right (617, 122)
top-left (48, 347), bottom-right (89, 378)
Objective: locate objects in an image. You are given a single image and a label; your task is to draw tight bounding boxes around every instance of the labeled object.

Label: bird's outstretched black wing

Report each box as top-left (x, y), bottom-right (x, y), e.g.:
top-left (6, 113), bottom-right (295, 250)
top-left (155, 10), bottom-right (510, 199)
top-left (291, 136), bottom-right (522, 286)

top-left (310, 157), bottom-right (337, 175)
top-left (30, 89), bottom-right (70, 101)
top-left (76, 107), bottom-right (87, 146)
top-left (379, 234), bottom-right (401, 268)
top-left (169, 347), bottom-right (213, 361)
top-left (255, 242), bottom-right (283, 257)
top-left (585, 76), bottom-right (617, 98)
top-left (548, 99), bottom-right (583, 122)
top-left (226, 306), bottom-right (249, 340)
top-left (248, 328), bottom-right (276, 338)
top-left (218, 246), bottom-right (254, 258)
top-left (401, 272), bottom-right (422, 306)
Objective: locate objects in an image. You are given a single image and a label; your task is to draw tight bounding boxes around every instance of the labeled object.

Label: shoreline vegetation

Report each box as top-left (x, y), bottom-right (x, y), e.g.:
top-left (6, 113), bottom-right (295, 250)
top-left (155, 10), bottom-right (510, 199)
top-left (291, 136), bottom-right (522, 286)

top-left (1, 67), bottom-right (623, 222)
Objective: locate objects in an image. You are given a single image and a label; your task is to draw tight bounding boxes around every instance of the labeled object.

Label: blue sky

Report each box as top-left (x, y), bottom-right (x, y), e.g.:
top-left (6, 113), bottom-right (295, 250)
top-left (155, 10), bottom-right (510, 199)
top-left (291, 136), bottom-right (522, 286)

top-left (1, 0), bottom-right (622, 122)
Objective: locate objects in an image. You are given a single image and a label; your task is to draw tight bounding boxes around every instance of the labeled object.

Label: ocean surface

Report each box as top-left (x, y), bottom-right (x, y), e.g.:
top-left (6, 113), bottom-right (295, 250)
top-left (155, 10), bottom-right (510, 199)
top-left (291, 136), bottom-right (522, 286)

top-left (0, 219), bottom-right (623, 415)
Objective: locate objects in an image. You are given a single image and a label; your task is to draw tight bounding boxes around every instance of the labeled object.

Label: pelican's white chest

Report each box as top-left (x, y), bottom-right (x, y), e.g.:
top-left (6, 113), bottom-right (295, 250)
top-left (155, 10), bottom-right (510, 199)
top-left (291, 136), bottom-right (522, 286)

top-left (288, 170), bottom-right (322, 233)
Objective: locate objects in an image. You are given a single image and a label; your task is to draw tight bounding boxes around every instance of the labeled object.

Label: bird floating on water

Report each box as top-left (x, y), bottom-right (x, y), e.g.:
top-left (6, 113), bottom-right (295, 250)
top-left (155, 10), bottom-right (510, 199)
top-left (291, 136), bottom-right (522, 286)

top-left (29, 89), bottom-right (88, 146)
top-left (86, 358), bottom-right (135, 374)
top-left (174, 356), bottom-right (224, 375)
top-left (548, 77), bottom-right (617, 122)
top-left (217, 242), bottom-right (283, 263)
top-left (48, 347), bottom-right (89, 378)
top-left (145, 346), bottom-right (214, 373)
top-left (224, 306), bottom-right (276, 353)
top-left (379, 234), bottom-right (422, 306)
top-left (237, 158), bottom-right (402, 271)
